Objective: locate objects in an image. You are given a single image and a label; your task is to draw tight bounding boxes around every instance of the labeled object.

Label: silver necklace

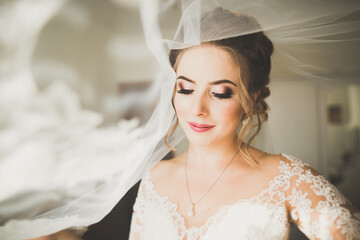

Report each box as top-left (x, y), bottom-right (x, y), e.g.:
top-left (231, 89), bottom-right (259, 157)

top-left (185, 150), bottom-right (239, 217)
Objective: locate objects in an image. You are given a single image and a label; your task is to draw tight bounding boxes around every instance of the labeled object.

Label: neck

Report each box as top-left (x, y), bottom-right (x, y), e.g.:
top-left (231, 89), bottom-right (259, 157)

top-left (186, 136), bottom-right (239, 170)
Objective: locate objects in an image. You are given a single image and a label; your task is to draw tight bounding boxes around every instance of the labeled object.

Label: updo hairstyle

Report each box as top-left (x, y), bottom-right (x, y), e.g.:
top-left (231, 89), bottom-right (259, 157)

top-left (166, 7), bottom-right (274, 166)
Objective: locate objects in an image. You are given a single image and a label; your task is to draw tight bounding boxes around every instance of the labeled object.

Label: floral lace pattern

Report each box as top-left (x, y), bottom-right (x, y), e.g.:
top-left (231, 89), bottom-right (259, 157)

top-left (129, 154), bottom-right (360, 240)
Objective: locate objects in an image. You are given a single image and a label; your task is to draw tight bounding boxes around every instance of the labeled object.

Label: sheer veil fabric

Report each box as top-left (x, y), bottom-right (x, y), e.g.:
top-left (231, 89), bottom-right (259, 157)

top-left (1, 0), bottom-right (360, 239)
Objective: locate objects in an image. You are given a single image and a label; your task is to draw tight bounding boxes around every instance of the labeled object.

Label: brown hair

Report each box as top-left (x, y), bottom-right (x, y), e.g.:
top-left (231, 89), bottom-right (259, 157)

top-left (165, 8), bottom-right (273, 166)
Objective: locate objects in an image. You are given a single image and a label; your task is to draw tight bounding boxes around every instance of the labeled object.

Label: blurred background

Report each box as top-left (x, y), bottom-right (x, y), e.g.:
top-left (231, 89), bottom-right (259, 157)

top-left (0, 0), bottom-right (359, 239)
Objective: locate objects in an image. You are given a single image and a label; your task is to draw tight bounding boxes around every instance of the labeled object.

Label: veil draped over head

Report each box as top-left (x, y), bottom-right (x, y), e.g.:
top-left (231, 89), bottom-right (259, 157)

top-left (0, 0), bottom-right (360, 239)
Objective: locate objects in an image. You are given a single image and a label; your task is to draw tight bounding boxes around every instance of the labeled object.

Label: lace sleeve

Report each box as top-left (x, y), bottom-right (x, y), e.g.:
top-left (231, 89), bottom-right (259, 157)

top-left (282, 155), bottom-right (360, 240)
top-left (129, 180), bottom-right (145, 240)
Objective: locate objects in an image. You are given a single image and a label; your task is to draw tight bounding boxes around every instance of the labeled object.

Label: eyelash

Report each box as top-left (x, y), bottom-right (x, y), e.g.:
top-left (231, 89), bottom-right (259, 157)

top-left (212, 92), bottom-right (232, 99)
top-left (176, 88), bottom-right (233, 99)
top-left (176, 89), bottom-right (194, 95)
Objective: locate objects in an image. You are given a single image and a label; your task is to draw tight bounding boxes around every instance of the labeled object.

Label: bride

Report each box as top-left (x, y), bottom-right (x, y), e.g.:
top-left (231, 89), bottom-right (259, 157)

top-left (33, 7), bottom-right (360, 240)
top-left (128, 8), bottom-right (360, 240)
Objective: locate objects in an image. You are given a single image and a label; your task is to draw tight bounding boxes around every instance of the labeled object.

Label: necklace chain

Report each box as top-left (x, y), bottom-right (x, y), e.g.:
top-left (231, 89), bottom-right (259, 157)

top-left (184, 150), bottom-right (239, 217)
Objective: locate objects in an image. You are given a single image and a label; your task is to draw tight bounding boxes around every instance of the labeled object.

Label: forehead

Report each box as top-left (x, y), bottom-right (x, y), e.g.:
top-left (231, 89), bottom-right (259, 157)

top-left (176, 45), bottom-right (239, 83)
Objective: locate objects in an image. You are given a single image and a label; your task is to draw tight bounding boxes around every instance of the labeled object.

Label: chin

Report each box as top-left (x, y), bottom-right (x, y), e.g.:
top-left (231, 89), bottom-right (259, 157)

top-left (188, 139), bottom-right (215, 147)
top-left (185, 132), bottom-right (217, 146)
top-left (185, 129), bottom-right (236, 147)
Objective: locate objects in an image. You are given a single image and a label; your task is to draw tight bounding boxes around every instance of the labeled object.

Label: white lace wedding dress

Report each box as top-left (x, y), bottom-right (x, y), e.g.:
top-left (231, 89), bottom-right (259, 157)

top-left (129, 154), bottom-right (360, 240)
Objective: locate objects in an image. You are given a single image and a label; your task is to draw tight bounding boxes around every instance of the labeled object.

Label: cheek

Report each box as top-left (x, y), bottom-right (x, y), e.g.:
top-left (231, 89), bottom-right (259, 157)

top-left (173, 95), bottom-right (188, 118)
top-left (216, 103), bottom-right (242, 124)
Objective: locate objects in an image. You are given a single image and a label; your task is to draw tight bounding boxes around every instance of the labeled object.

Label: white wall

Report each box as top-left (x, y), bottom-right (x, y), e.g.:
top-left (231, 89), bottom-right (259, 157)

top-left (267, 80), bottom-right (323, 172)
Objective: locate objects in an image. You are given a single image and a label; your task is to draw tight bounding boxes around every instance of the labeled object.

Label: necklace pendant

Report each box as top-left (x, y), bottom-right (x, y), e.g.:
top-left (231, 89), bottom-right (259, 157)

top-left (187, 209), bottom-right (194, 217)
top-left (187, 204), bottom-right (195, 217)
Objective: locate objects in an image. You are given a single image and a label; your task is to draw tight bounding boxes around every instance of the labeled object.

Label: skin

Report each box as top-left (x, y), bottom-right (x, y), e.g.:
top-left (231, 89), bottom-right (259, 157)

top-left (150, 45), bottom-right (282, 229)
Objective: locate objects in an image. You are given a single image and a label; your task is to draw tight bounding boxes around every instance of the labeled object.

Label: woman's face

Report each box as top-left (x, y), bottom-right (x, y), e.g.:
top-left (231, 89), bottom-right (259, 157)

top-left (173, 45), bottom-right (243, 147)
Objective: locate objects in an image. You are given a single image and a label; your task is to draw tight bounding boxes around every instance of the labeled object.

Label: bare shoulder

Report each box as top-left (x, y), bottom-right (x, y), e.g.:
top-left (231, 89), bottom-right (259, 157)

top-left (148, 153), bottom-right (185, 181)
top-left (235, 148), bottom-right (287, 192)
top-left (257, 152), bottom-right (284, 176)
top-left (246, 147), bottom-right (288, 179)
top-left (246, 147), bottom-right (282, 168)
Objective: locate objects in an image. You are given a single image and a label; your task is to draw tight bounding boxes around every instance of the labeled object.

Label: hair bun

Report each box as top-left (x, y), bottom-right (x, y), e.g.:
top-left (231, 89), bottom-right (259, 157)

top-left (260, 86), bottom-right (270, 99)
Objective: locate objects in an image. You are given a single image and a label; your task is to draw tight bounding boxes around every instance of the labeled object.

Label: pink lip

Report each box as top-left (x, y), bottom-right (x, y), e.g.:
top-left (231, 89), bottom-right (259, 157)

top-left (188, 122), bottom-right (215, 133)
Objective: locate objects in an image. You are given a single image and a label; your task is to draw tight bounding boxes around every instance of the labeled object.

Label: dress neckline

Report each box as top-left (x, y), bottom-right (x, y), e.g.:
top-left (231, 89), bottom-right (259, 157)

top-left (141, 153), bottom-right (293, 237)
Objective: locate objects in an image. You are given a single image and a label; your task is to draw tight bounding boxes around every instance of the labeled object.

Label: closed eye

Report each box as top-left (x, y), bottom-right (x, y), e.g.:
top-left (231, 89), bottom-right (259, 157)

top-left (212, 92), bottom-right (232, 99)
top-left (212, 88), bottom-right (233, 99)
top-left (177, 89), bottom-right (194, 95)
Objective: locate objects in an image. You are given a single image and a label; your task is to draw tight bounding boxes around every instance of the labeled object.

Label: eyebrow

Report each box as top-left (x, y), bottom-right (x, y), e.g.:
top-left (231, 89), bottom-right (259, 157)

top-left (176, 76), bottom-right (237, 87)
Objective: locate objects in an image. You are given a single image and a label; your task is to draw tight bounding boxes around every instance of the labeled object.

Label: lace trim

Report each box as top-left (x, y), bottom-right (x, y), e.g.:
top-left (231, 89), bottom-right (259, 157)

top-left (141, 153), bottom-right (293, 239)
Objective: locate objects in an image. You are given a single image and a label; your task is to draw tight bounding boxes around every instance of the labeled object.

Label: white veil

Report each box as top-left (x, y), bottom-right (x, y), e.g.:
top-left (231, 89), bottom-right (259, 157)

top-left (0, 0), bottom-right (359, 239)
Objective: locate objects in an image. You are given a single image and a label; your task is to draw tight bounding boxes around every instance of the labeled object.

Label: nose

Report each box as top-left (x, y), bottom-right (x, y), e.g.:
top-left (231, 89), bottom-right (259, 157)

top-left (191, 91), bottom-right (209, 117)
